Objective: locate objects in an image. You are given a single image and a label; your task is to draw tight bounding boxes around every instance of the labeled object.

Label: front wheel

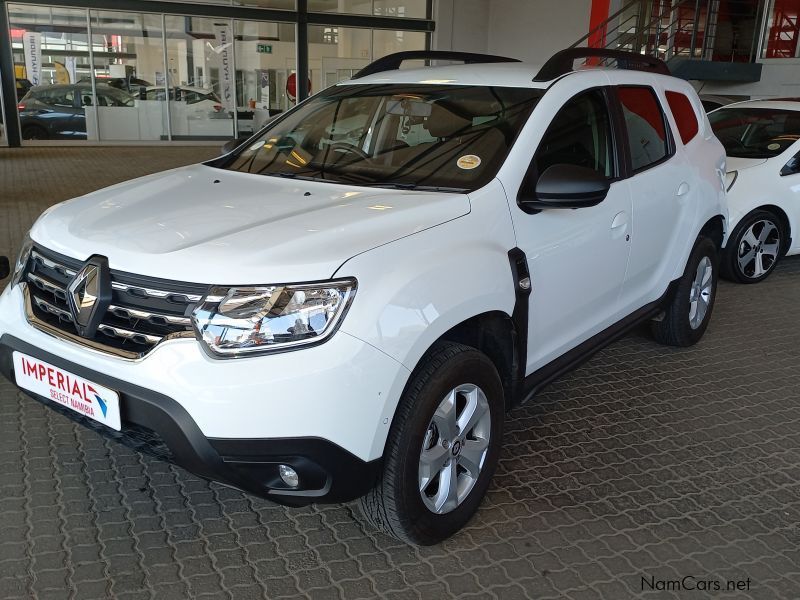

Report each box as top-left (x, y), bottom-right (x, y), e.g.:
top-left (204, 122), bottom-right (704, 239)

top-left (22, 125), bottom-right (49, 140)
top-left (651, 236), bottom-right (719, 347)
top-left (722, 210), bottom-right (784, 284)
top-left (359, 342), bottom-right (504, 545)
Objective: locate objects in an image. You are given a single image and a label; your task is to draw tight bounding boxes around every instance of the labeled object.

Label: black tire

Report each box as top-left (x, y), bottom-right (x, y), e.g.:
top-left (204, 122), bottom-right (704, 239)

top-left (359, 342), bottom-right (504, 545)
top-left (721, 209), bottom-right (785, 284)
top-left (651, 236), bottom-right (719, 347)
top-left (22, 125), bottom-right (49, 140)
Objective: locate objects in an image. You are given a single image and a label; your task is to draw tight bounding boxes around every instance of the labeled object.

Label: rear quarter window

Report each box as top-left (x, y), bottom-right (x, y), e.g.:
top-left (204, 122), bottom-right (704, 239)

top-left (665, 91), bottom-right (699, 144)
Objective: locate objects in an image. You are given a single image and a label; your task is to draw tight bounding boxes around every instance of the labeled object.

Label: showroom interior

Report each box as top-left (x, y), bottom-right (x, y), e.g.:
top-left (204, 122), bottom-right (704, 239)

top-left (1, 0), bottom-right (800, 598)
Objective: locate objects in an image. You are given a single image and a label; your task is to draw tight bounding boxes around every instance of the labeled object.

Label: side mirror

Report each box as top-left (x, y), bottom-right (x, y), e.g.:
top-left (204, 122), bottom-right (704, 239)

top-left (0, 256), bottom-right (10, 280)
top-left (221, 134), bottom-right (252, 155)
top-left (781, 152), bottom-right (800, 176)
top-left (521, 164), bottom-right (610, 210)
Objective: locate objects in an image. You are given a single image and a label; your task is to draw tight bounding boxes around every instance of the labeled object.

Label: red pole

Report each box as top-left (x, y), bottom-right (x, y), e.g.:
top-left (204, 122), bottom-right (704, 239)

top-left (588, 0), bottom-right (612, 49)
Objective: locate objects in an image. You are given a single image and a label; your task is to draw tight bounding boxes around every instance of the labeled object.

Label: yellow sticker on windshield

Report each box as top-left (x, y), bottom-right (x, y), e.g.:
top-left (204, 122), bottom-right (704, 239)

top-left (457, 155), bottom-right (482, 170)
top-left (768, 143), bottom-right (781, 151)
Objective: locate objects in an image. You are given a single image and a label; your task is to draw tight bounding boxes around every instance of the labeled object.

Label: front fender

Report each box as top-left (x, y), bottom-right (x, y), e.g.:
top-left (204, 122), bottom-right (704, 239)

top-left (721, 165), bottom-right (794, 250)
top-left (333, 180), bottom-right (517, 458)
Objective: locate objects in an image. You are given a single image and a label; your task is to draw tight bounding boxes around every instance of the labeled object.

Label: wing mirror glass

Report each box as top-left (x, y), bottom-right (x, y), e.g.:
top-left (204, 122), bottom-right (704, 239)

top-left (0, 256), bottom-right (10, 280)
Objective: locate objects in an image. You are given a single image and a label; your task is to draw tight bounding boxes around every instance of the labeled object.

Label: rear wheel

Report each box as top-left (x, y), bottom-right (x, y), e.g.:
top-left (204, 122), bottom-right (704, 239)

top-left (359, 342), bottom-right (504, 545)
top-left (722, 210), bottom-right (784, 284)
top-left (22, 125), bottom-right (49, 140)
top-left (652, 236), bottom-right (718, 347)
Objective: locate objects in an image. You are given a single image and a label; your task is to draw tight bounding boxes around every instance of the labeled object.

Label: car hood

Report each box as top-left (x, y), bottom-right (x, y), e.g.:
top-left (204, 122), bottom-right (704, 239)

top-left (31, 164), bottom-right (471, 284)
top-left (726, 156), bottom-right (768, 172)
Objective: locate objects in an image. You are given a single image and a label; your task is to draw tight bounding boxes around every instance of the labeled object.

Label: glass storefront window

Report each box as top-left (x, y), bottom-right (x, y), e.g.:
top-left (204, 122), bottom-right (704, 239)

top-left (373, 29), bottom-right (426, 58)
top-left (308, 25), bottom-right (426, 95)
top-left (9, 5), bottom-right (93, 141)
top-left (309, 0), bottom-right (427, 18)
top-left (309, 25), bottom-right (369, 93)
top-left (162, 0), bottom-right (296, 7)
top-left (4, 3), bottom-right (429, 144)
top-left (234, 1), bottom-right (296, 8)
top-left (764, 0), bottom-right (800, 58)
top-left (234, 19), bottom-right (295, 136)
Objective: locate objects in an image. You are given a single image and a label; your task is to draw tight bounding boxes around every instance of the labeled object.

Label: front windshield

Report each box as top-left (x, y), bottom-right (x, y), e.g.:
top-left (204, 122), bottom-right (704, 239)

top-left (709, 107), bottom-right (800, 158)
top-left (217, 84), bottom-right (544, 191)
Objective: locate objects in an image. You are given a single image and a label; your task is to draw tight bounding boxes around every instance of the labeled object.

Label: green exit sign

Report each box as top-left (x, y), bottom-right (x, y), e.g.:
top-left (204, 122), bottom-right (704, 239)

top-left (256, 43), bottom-right (273, 54)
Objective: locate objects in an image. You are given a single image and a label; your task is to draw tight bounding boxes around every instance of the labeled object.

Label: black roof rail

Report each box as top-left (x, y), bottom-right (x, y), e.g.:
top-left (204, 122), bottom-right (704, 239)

top-left (533, 48), bottom-right (670, 82)
top-left (352, 51), bottom-right (521, 80)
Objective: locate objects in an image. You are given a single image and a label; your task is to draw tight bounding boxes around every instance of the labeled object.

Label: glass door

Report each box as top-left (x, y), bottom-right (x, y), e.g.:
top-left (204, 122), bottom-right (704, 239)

top-left (164, 15), bottom-right (235, 141)
top-left (88, 10), bottom-right (168, 141)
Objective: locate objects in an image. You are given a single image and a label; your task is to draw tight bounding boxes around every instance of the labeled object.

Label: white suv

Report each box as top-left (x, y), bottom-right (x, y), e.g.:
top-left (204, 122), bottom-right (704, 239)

top-left (0, 49), bottom-right (727, 545)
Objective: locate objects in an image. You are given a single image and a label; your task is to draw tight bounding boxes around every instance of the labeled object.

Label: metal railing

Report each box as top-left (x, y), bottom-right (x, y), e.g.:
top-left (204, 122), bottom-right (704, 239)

top-left (572, 0), bottom-right (764, 65)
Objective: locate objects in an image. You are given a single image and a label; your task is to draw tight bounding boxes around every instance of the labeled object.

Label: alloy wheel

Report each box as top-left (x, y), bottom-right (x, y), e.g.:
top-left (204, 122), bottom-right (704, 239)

top-left (689, 256), bottom-right (713, 330)
top-left (737, 219), bottom-right (780, 279)
top-left (418, 383), bottom-right (491, 514)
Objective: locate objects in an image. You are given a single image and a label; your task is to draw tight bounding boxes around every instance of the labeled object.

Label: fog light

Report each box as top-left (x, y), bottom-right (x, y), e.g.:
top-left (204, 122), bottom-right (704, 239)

top-left (279, 464), bottom-right (299, 488)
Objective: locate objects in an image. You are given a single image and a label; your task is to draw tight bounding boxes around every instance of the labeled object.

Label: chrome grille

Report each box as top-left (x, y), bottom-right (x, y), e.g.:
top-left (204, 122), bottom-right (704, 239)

top-left (24, 247), bottom-right (210, 359)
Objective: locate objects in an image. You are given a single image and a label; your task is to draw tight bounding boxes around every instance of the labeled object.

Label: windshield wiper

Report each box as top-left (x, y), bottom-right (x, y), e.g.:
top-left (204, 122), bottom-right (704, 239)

top-left (265, 172), bottom-right (326, 183)
top-left (356, 182), bottom-right (468, 193)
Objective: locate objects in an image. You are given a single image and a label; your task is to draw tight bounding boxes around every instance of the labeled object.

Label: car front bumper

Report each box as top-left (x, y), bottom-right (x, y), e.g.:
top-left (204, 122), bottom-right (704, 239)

top-left (0, 283), bottom-right (409, 504)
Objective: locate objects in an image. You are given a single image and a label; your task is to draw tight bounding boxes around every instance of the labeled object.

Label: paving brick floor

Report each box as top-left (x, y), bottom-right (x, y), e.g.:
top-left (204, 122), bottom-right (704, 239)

top-left (1, 148), bottom-right (799, 599)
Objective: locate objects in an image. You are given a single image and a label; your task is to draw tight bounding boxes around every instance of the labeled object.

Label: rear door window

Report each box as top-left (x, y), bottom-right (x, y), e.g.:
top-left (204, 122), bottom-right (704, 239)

top-left (618, 86), bottom-right (670, 172)
top-left (665, 91), bottom-right (699, 144)
top-left (41, 89), bottom-right (76, 108)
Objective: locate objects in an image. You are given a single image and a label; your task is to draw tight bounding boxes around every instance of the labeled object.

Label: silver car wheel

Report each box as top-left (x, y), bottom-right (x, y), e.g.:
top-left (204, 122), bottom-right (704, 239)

top-left (418, 383), bottom-right (491, 515)
top-left (689, 256), bottom-right (713, 330)
top-left (737, 219), bottom-right (780, 279)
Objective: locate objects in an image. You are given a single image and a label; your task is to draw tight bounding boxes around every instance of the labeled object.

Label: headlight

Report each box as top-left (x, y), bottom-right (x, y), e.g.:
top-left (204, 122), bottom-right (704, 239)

top-left (11, 234), bottom-right (34, 286)
top-left (191, 279), bottom-right (356, 358)
top-left (725, 170), bottom-right (738, 192)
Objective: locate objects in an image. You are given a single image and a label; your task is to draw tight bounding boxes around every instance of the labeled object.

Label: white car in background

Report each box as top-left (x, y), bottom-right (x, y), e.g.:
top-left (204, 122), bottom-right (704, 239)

top-left (144, 85), bottom-right (223, 116)
top-left (709, 99), bottom-right (800, 283)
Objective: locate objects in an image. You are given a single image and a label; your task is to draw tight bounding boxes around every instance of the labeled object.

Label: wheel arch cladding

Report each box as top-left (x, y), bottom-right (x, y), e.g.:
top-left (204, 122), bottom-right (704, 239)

top-left (435, 311), bottom-right (518, 410)
top-left (700, 215), bottom-right (726, 250)
top-left (335, 239), bottom-right (518, 459)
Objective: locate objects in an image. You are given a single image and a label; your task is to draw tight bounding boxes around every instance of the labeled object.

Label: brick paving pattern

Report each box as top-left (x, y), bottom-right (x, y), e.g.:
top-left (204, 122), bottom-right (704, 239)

top-left (1, 148), bottom-right (799, 599)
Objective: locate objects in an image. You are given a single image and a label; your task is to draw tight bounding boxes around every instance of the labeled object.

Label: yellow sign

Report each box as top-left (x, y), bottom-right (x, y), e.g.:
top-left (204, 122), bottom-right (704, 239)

top-left (54, 61), bottom-right (70, 84)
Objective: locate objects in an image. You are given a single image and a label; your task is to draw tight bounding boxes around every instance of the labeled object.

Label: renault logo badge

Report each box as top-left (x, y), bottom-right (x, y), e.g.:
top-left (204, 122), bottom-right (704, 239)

top-left (67, 257), bottom-right (111, 337)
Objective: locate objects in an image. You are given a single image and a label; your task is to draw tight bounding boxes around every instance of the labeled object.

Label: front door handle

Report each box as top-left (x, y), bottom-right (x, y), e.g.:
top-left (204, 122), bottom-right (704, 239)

top-left (611, 211), bottom-right (629, 239)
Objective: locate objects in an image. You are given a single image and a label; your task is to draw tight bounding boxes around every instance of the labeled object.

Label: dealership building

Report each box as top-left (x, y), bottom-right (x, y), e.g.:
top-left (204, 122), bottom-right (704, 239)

top-left (1, 1), bottom-right (799, 146)
top-left (2, 1), bottom-right (800, 598)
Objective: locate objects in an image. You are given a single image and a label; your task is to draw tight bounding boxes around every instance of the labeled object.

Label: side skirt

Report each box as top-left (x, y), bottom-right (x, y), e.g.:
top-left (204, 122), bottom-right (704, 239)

top-left (519, 279), bottom-right (680, 404)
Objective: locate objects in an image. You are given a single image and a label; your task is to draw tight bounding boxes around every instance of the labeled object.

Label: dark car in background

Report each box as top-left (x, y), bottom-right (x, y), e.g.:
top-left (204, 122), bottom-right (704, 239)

top-left (18, 83), bottom-right (134, 140)
top-left (15, 78), bottom-right (33, 100)
top-left (0, 79), bottom-right (32, 132)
